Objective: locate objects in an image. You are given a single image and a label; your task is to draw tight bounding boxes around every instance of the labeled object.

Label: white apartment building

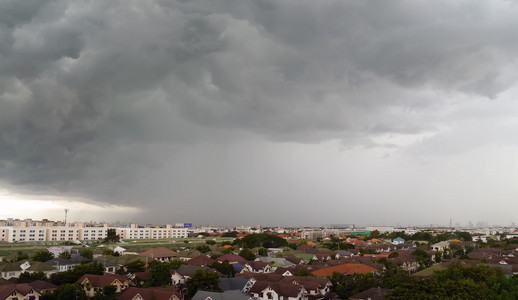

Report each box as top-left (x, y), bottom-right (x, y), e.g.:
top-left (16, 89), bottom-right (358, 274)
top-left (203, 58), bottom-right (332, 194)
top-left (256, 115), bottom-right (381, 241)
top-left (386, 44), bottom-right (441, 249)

top-left (116, 224), bottom-right (188, 240)
top-left (1, 227), bottom-right (48, 242)
top-left (79, 227), bottom-right (109, 240)
top-left (0, 226), bottom-right (109, 243)
top-left (0, 223), bottom-right (188, 243)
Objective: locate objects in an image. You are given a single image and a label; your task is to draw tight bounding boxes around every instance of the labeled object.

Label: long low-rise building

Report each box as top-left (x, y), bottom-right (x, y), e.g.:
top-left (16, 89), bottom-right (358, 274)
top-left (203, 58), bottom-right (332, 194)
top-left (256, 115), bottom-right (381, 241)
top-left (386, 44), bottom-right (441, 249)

top-left (0, 226), bottom-right (108, 242)
top-left (116, 224), bottom-right (188, 240)
top-left (0, 223), bottom-right (188, 243)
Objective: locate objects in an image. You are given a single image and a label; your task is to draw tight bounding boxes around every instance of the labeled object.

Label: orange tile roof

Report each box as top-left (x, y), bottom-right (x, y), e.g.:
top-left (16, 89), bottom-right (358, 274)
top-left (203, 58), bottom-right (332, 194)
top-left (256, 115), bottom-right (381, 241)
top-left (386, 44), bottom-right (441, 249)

top-left (311, 264), bottom-right (378, 276)
top-left (277, 234), bottom-right (291, 238)
top-left (368, 239), bottom-right (382, 243)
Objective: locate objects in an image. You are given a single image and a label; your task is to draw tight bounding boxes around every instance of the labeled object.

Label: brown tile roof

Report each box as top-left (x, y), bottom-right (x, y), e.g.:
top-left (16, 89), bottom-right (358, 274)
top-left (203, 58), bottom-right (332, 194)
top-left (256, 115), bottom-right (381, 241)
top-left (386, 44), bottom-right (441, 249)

top-left (139, 247), bottom-right (179, 259)
top-left (246, 261), bottom-right (269, 270)
top-left (273, 267), bottom-right (293, 275)
top-left (240, 272), bottom-right (330, 294)
top-left (118, 287), bottom-right (181, 300)
top-left (77, 273), bottom-right (130, 288)
top-left (249, 281), bottom-right (303, 298)
top-left (175, 265), bottom-right (221, 277)
top-left (389, 253), bottom-right (418, 265)
top-left (238, 273), bottom-right (284, 282)
top-left (0, 284), bottom-right (40, 300)
top-left (285, 257), bottom-right (304, 264)
top-left (311, 264), bottom-right (378, 276)
top-left (297, 245), bottom-right (319, 254)
top-left (187, 255), bottom-right (216, 266)
top-left (286, 276), bottom-right (330, 291)
top-left (216, 254), bottom-right (248, 264)
top-left (134, 271), bottom-right (150, 281)
top-left (349, 287), bottom-right (390, 300)
top-left (25, 280), bottom-right (57, 292)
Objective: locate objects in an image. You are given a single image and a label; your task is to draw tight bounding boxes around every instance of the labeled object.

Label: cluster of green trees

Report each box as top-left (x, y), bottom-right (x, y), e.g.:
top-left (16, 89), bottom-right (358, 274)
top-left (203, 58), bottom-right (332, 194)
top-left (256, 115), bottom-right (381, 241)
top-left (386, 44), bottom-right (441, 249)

top-left (32, 250), bottom-right (55, 262)
top-left (41, 284), bottom-right (87, 300)
top-left (238, 248), bottom-right (256, 261)
top-left (369, 230), bottom-right (473, 243)
top-left (2, 251), bottom-right (29, 262)
top-left (329, 260), bottom-right (518, 299)
top-left (322, 237), bottom-right (355, 251)
top-left (196, 245), bottom-right (211, 253)
top-left (145, 260), bottom-right (173, 287)
top-left (140, 260), bottom-right (228, 299)
top-left (50, 262), bottom-right (105, 285)
top-left (209, 261), bottom-right (235, 278)
top-left (221, 231), bottom-right (238, 238)
top-left (137, 259), bottom-right (187, 287)
top-left (18, 271), bottom-right (48, 283)
top-left (185, 269), bottom-right (221, 299)
top-left (387, 263), bottom-right (518, 299)
top-left (7, 247), bottom-right (93, 264)
top-left (331, 272), bottom-right (377, 298)
top-left (235, 234), bottom-right (287, 248)
top-left (103, 229), bottom-right (120, 243)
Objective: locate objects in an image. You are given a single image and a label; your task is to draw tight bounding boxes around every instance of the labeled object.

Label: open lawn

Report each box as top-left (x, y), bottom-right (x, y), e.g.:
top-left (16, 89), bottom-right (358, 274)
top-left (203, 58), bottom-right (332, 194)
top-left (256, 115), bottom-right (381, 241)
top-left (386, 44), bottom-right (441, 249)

top-left (0, 237), bottom-right (236, 258)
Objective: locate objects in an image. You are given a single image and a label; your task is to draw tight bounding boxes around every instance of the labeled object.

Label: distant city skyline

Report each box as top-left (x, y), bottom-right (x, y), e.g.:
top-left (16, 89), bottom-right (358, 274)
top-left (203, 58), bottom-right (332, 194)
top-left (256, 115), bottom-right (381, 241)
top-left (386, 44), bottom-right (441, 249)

top-left (1, 214), bottom-right (515, 230)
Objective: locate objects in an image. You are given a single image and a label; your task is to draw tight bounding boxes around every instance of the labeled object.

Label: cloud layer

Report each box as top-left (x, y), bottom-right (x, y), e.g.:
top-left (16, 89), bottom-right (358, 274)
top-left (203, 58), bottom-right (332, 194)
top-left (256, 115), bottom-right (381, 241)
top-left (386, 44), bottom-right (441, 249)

top-left (2, 0), bottom-right (518, 225)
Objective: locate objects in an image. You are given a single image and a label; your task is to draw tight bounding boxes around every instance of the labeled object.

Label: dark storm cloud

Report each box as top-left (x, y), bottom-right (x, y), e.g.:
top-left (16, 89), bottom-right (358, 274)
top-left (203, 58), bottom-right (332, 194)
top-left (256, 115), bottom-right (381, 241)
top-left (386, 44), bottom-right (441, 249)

top-left (1, 0), bottom-right (518, 221)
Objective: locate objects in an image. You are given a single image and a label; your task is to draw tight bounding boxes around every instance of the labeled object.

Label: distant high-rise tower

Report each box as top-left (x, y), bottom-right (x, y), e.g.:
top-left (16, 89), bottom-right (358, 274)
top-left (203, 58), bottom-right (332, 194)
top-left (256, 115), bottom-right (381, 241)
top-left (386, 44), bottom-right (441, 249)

top-left (64, 209), bottom-right (69, 225)
top-left (450, 218), bottom-right (452, 228)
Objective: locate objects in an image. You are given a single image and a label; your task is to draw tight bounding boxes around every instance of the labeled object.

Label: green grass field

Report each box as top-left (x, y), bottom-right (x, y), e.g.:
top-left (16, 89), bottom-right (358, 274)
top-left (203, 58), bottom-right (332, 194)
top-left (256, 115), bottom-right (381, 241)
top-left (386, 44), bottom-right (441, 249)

top-left (0, 237), bottom-right (236, 258)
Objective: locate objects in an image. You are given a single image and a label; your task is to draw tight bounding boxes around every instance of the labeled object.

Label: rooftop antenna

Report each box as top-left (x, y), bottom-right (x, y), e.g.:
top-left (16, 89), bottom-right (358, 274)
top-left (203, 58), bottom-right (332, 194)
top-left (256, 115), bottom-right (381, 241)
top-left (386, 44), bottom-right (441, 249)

top-left (64, 209), bottom-right (69, 225)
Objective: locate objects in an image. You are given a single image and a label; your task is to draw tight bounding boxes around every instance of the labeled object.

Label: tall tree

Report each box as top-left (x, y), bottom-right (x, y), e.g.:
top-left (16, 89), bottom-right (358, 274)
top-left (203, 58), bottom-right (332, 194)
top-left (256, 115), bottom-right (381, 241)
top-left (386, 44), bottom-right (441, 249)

top-left (33, 250), bottom-right (55, 262)
top-left (210, 261), bottom-right (235, 278)
top-left (54, 283), bottom-right (87, 300)
top-left (79, 248), bottom-right (94, 259)
top-left (104, 229), bottom-right (120, 243)
top-left (238, 249), bottom-right (256, 261)
top-left (185, 269), bottom-right (221, 299)
top-left (59, 251), bottom-right (72, 259)
top-left (145, 261), bottom-right (172, 287)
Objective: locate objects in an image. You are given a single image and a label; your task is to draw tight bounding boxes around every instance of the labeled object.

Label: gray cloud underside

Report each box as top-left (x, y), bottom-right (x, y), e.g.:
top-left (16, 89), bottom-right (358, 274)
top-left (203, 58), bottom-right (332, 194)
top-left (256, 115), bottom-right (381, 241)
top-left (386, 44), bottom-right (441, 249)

top-left (1, 0), bottom-right (518, 223)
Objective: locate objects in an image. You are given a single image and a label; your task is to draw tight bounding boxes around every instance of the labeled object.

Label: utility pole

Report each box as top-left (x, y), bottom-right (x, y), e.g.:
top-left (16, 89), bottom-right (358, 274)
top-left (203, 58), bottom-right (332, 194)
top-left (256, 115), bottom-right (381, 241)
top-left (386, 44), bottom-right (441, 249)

top-left (64, 209), bottom-right (69, 225)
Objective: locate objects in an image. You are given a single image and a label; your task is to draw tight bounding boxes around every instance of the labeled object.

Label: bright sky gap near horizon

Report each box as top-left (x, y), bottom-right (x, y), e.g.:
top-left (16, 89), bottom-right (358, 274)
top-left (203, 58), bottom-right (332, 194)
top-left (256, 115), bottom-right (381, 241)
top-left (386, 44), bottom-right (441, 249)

top-left (1, 0), bottom-right (518, 226)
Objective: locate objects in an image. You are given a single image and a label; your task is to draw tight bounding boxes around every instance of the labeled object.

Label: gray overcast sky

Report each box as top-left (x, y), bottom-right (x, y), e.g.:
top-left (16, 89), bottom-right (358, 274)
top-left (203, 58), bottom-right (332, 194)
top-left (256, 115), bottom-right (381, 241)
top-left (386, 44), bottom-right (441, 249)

top-left (1, 0), bottom-right (518, 227)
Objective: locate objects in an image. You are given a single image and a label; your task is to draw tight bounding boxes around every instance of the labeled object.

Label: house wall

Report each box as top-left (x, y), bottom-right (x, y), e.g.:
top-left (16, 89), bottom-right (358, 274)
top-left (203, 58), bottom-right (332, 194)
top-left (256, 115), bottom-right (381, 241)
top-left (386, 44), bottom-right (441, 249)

top-left (1, 270), bottom-right (22, 280)
top-left (3, 290), bottom-right (41, 300)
